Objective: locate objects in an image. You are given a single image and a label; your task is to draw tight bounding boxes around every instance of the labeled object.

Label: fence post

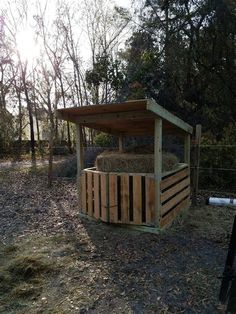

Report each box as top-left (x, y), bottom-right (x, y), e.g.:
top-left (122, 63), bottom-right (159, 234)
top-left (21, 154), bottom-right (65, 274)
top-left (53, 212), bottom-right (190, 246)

top-left (192, 124), bottom-right (202, 206)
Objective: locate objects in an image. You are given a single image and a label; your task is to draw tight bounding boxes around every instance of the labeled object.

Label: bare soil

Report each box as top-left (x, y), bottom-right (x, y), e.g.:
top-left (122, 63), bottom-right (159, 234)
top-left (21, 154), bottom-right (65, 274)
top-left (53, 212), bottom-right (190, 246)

top-left (0, 168), bottom-right (235, 313)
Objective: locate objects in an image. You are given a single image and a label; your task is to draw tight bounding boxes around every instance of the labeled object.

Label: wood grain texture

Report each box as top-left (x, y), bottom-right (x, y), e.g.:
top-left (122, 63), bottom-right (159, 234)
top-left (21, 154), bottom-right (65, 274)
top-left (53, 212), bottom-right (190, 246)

top-left (133, 175), bottom-right (142, 224)
top-left (145, 177), bottom-right (156, 225)
top-left (161, 167), bottom-right (188, 191)
top-left (121, 174), bottom-right (129, 224)
top-left (161, 177), bottom-right (190, 203)
top-left (93, 173), bottom-right (100, 219)
top-left (100, 173), bottom-right (108, 222)
top-left (87, 171), bottom-right (93, 216)
top-left (109, 174), bottom-right (118, 223)
top-left (161, 187), bottom-right (190, 216)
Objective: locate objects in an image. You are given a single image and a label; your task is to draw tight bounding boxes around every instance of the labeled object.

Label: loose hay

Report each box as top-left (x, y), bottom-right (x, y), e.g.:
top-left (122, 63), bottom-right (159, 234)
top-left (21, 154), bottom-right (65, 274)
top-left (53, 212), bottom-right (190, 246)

top-left (95, 151), bottom-right (179, 173)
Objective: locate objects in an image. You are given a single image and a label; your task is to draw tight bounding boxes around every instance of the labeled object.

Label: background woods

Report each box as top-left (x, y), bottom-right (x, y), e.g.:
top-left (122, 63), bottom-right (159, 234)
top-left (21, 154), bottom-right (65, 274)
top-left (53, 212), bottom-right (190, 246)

top-left (0, 0), bottom-right (235, 188)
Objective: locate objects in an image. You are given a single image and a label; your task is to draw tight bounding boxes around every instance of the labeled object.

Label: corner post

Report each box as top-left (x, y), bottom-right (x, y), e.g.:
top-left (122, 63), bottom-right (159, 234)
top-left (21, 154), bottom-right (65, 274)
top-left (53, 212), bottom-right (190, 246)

top-left (76, 124), bottom-right (84, 210)
top-left (154, 118), bottom-right (162, 227)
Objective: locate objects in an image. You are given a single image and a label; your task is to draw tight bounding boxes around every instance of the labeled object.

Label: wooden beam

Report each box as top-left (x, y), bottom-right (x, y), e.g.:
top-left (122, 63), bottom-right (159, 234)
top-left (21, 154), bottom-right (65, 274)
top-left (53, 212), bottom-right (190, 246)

top-left (147, 99), bottom-right (193, 134)
top-left (76, 124), bottom-right (84, 212)
top-left (154, 118), bottom-right (162, 227)
top-left (62, 110), bottom-right (155, 124)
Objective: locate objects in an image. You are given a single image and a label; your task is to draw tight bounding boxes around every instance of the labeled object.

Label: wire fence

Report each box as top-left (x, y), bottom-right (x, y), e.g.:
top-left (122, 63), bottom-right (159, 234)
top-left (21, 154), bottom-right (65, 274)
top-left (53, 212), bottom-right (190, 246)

top-left (1, 143), bottom-right (236, 193)
top-left (191, 144), bottom-right (236, 193)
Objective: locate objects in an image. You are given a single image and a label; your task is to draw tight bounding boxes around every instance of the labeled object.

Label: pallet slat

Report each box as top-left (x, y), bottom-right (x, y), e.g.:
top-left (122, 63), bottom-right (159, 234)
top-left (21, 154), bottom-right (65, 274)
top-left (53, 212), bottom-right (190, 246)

top-left (161, 167), bottom-right (188, 191)
top-left (133, 175), bottom-right (142, 224)
top-left (160, 197), bottom-right (190, 227)
top-left (100, 173), bottom-right (108, 222)
top-left (93, 173), bottom-right (100, 219)
top-left (161, 187), bottom-right (190, 216)
top-left (109, 174), bottom-right (118, 223)
top-left (121, 174), bottom-right (129, 224)
top-left (145, 177), bottom-right (156, 225)
top-left (161, 177), bottom-right (190, 203)
top-left (87, 172), bottom-right (93, 216)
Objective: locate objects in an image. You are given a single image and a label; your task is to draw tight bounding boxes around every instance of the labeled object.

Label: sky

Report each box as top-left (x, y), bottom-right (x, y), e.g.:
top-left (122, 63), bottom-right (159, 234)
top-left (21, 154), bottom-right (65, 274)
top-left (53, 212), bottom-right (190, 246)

top-left (0, 0), bottom-right (133, 64)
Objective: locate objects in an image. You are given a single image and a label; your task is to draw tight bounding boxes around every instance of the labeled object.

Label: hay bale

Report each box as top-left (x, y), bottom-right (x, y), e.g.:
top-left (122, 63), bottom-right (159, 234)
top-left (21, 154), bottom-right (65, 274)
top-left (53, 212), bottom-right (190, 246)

top-left (95, 151), bottom-right (179, 173)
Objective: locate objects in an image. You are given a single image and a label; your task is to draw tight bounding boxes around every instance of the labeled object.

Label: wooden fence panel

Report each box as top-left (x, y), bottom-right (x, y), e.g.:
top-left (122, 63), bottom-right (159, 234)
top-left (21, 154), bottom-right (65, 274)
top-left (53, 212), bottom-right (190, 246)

top-left (109, 174), bottom-right (118, 223)
top-left (93, 173), bottom-right (100, 219)
top-left (100, 173), bottom-right (108, 222)
top-left (145, 177), bottom-right (156, 225)
top-left (121, 174), bottom-right (129, 224)
top-left (133, 175), bottom-right (142, 224)
top-left (87, 171), bottom-right (93, 216)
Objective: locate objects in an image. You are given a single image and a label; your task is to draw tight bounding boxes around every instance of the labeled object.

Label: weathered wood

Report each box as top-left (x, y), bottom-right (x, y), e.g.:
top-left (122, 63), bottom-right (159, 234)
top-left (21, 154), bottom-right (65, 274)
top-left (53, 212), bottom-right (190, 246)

top-left (145, 177), bottom-right (155, 225)
top-left (57, 99), bottom-right (193, 137)
top-left (109, 174), bottom-right (118, 223)
top-left (161, 187), bottom-right (190, 216)
top-left (121, 174), bottom-right (129, 224)
top-left (161, 177), bottom-right (190, 203)
top-left (161, 167), bottom-right (188, 191)
top-left (192, 124), bottom-right (202, 205)
top-left (133, 175), bottom-right (142, 224)
top-left (80, 172), bottom-right (87, 213)
top-left (154, 118), bottom-right (162, 227)
top-left (93, 173), bottom-right (100, 219)
top-left (160, 197), bottom-right (190, 227)
top-left (147, 99), bottom-right (193, 134)
top-left (87, 172), bottom-right (93, 216)
top-left (100, 173), bottom-right (108, 222)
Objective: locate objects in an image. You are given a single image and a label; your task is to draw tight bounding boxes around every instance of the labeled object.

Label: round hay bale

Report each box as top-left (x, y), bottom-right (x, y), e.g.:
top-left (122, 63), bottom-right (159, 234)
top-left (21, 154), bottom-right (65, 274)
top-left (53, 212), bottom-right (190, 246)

top-left (95, 151), bottom-right (179, 173)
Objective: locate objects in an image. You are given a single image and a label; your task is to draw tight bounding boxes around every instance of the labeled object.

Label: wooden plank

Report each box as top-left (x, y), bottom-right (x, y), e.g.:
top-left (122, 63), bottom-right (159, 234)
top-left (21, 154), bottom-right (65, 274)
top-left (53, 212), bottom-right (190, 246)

top-left (147, 99), bottom-right (193, 134)
top-left (145, 177), bottom-right (156, 225)
top-left (69, 110), bottom-right (155, 124)
top-left (87, 171), bottom-right (93, 217)
top-left (56, 99), bottom-right (147, 118)
top-left (161, 167), bottom-right (188, 191)
top-left (100, 173), bottom-right (108, 222)
top-left (160, 197), bottom-right (190, 228)
top-left (161, 177), bottom-right (190, 203)
top-left (133, 175), bottom-right (142, 224)
top-left (154, 118), bottom-right (162, 227)
top-left (109, 174), bottom-right (118, 223)
top-left (161, 187), bottom-right (190, 216)
top-left (121, 174), bottom-right (129, 224)
top-left (93, 173), bottom-right (100, 219)
top-left (80, 172), bottom-right (87, 214)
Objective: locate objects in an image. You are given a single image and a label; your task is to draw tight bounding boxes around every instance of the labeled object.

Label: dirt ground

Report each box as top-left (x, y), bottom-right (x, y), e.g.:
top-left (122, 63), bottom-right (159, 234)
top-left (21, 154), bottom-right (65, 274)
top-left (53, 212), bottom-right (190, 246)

top-left (0, 168), bottom-right (235, 313)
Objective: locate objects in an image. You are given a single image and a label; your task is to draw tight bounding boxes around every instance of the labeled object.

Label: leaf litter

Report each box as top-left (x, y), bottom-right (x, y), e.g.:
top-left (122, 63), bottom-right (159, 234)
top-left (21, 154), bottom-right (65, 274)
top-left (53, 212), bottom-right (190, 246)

top-left (0, 169), bottom-right (234, 313)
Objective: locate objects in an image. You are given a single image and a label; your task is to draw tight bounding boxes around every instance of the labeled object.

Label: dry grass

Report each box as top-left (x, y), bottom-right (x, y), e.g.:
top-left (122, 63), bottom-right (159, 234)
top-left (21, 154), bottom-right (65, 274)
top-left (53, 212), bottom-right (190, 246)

top-left (95, 151), bottom-right (179, 173)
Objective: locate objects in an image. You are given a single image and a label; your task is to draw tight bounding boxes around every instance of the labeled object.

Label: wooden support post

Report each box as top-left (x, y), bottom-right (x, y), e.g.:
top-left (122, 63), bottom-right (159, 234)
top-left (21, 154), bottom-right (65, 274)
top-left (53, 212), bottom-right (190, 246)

top-left (119, 135), bottom-right (124, 153)
top-left (154, 118), bottom-right (162, 227)
top-left (76, 124), bottom-right (84, 211)
top-left (184, 133), bottom-right (191, 166)
top-left (192, 124), bottom-right (202, 206)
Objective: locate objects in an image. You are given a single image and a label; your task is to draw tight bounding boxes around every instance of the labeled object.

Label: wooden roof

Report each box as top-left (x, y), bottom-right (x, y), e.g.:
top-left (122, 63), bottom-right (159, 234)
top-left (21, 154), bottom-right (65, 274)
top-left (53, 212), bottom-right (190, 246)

top-left (56, 99), bottom-right (193, 136)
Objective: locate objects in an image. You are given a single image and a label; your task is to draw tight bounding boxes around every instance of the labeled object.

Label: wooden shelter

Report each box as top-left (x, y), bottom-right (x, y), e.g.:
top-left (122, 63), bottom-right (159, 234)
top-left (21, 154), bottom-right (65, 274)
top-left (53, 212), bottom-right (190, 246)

top-left (57, 99), bottom-right (193, 231)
